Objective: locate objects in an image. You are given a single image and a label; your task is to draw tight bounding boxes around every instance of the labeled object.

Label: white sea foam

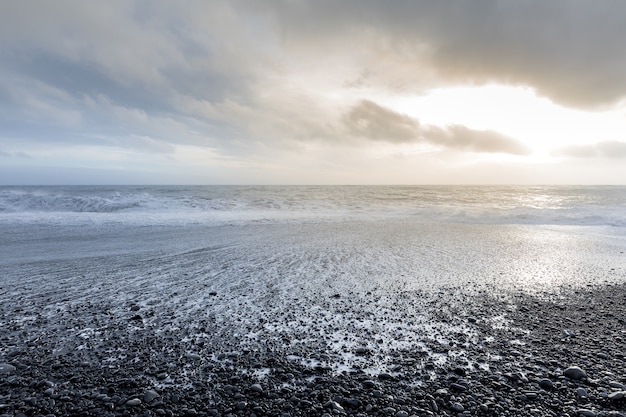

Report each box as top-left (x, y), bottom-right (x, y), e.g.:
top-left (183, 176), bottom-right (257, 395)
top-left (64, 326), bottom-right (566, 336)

top-left (1, 185), bottom-right (625, 227)
top-left (1, 209), bottom-right (626, 385)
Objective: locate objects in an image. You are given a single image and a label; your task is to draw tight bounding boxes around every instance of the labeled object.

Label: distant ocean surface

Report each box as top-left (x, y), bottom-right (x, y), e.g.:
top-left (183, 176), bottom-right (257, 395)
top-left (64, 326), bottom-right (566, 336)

top-left (1, 185), bottom-right (625, 227)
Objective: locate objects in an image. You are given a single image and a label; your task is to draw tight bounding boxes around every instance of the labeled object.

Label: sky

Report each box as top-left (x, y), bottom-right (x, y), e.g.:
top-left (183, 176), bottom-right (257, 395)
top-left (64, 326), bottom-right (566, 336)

top-left (1, 1), bottom-right (626, 185)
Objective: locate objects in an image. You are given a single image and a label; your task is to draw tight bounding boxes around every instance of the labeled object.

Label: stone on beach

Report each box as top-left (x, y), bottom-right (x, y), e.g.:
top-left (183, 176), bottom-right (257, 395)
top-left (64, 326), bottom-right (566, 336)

top-left (250, 383), bottom-right (263, 393)
top-left (608, 391), bottom-right (625, 401)
top-left (564, 366), bottom-right (587, 380)
top-left (143, 390), bottom-right (159, 403)
top-left (538, 378), bottom-right (554, 390)
top-left (0, 363), bottom-right (16, 374)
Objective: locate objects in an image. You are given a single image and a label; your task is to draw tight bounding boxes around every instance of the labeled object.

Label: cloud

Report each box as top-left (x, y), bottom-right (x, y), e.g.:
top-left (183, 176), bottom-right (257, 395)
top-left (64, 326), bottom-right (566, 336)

top-left (0, 1), bottom-right (623, 184)
top-left (425, 125), bottom-right (530, 155)
top-left (553, 141), bottom-right (626, 158)
top-left (343, 100), bottom-right (530, 155)
top-left (0, 150), bottom-right (32, 159)
top-left (343, 100), bottom-right (419, 143)
top-left (261, 0), bottom-right (626, 108)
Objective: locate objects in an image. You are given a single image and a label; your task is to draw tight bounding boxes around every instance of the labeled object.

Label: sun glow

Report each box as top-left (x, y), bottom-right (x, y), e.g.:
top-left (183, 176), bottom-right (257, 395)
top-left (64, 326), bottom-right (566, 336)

top-left (383, 85), bottom-right (626, 158)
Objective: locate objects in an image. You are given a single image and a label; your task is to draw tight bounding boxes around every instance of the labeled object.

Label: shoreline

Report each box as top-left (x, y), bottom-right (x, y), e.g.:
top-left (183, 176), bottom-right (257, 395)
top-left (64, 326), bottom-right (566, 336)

top-left (2, 282), bottom-right (625, 416)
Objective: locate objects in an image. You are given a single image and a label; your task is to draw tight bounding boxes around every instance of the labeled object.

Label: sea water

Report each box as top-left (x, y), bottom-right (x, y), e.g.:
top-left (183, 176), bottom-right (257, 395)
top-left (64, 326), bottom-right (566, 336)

top-left (1, 185), bottom-right (626, 227)
top-left (1, 185), bottom-right (625, 376)
top-left (1, 185), bottom-right (625, 291)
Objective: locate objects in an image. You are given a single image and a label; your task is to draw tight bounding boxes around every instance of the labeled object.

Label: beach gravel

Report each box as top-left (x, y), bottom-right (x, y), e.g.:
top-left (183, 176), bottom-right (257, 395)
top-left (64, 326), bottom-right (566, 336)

top-left (1, 276), bottom-right (625, 416)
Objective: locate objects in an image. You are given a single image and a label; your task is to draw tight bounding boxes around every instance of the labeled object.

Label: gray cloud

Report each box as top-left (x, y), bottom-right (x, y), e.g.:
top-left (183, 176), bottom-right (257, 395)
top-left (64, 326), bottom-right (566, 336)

top-left (262, 0), bottom-right (626, 108)
top-left (0, 150), bottom-right (31, 159)
top-left (343, 100), bottom-right (419, 143)
top-left (553, 141), bottom-right (626, 158)
top-left (343, 100), bottom-right (530, 155)
top-left (0, 0), bottom-right (623, 185)
top-left (425, 125), bottom-right (531, 155)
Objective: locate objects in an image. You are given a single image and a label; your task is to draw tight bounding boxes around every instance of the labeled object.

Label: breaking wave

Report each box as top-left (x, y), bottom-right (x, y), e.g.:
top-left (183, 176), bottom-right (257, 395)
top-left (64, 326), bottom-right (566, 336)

top-left (1, 185), bottom-right (625, 227)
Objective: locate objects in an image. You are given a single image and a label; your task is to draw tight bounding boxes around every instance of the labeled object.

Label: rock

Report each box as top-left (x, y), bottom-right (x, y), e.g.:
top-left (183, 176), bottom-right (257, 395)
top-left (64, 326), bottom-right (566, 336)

top-left (434, 388), bottom-right (449, 396)
top-left (126, 398), bottom-right (142, 406)
top-left (378, 372), bottom-right (393, 380)
top-left (250, 383), bottom-right (263, 393)
top-left (576, 410), bottom-right (596, 417)
top-left (608, 391), bottom-right (625, 401)
top-left (395, 411), bottom-right (409, 417)
top-left (450, 382), bottom-right (467, 392)
top-left (324, 401), bottom-right (344, 412)
top-left (235, 401), bottom-right (247, 410)
top-left (344, 398), bottom-right (360, 407)
top-left (450, 402), bottom-right (464, 412)
top-left (355, 346), bottom-right (370, 355)
top-left (0, 363), bottom-right (16, 374)
top-left (143, 390), bottom-right (159, 403)
top-left (564, 366), bottom-right (587, 380)
top-left (362, 379), bottom-right (377, 388)
top-left (452, 367), bottom-right (466, 376)
top-left (575, 388), bottom-right (588, 398)
top-left (538, 378), bottom-right (554, 390)
top-left (186, 353), bottom-right (202, 361)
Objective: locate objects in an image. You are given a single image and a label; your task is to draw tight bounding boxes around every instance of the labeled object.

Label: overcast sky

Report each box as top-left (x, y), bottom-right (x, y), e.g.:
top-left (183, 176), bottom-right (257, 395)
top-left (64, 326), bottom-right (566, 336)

top-left (2, 1), bottom-right (626, 184)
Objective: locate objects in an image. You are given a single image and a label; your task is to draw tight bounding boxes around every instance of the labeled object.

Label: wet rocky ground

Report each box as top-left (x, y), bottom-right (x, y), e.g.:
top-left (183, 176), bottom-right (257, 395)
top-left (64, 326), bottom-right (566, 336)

top-left (1, 279), bottom-right (625, 417)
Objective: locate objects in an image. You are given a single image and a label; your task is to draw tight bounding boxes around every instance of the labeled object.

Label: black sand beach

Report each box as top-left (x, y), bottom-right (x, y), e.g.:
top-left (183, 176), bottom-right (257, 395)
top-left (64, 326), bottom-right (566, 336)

top-left (1, 221), bottom-right (625, 416)
top-left (1, 281), bottom-right (625, 416)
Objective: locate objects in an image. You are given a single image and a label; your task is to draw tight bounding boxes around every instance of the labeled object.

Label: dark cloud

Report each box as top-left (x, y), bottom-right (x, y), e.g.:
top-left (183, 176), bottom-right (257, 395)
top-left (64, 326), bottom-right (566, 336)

top-left (554, 141), bottom-right (626, 158)
top-left (264, 0), bottom-right (626, 108)
top-left (343, 100), bottom-right (529, 155)
top-left (0, 0), bottom-right (623, 185)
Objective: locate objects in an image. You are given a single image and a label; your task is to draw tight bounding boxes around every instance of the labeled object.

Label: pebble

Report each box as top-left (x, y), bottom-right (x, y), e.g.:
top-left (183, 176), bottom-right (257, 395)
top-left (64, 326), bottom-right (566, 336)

top-left (575, 388), bottom-right (588, 398)
top-left (355, 347), bottom-right (370, 355)
top-left (538, 378), bottom-right (554, 390)
top-left (609, 382), bottom-right (626, 390)
top-left (0, 364), bottom-right (16, 374)
top-left (450, 382), bottom-right (467, 392)
top-left (608, 391), bottom-right (625, 401)
top-left (324, 401), bottom-right (344, 412)
top-left (564, 366), bottom-right (587, 380)
top-left (450, 402), bottom-right (464, 412)
top-left (4, 260), bottom-right (626, 417)
top-left (126, 398), bottom-right (142, 406)
top-left (362, 379), bottom-right (377, 388)
top-left (143, 390), bottom-right (159, 403)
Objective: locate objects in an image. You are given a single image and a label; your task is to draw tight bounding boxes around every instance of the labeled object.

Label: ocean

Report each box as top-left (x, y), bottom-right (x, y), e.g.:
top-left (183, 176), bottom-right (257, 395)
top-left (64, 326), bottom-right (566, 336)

top-left (1, 185), bottom-right (625, 292)
top-left (1, 185), bottom-right (625, 400)
top-left (1, 184), bottom-right (626, 227)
